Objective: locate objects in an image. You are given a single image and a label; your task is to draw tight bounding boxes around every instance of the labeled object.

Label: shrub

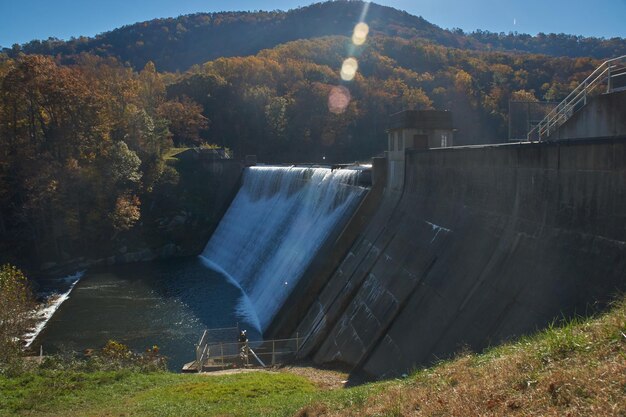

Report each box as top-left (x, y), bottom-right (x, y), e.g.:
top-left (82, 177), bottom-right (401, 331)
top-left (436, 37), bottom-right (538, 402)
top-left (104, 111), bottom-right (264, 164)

top-left (0, 264), bottom-right (35, 366)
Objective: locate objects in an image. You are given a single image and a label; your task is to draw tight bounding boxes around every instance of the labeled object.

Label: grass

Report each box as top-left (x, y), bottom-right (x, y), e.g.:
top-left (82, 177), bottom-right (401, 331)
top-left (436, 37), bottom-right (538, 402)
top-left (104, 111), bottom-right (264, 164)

top-left (0, 371), bottom-right (317, 417)
top-left (133, 372), bottom-right (316, 417)
top-left (1, 295), bottom-right (624, 416)
top-left (0, 369), bottom-right (161, 416)
top-left (299, 295), bottom-right (626, 416)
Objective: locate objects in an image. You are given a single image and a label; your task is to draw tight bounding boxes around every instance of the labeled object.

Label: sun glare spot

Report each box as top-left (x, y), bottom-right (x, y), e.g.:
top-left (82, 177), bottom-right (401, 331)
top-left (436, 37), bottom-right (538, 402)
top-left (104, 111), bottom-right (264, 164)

top-left (340, 57), bottom-right (358, 81)
top-left (328, 85), bottom-right (351, 114)
top-left (352, 22), bottom-right (369, 46)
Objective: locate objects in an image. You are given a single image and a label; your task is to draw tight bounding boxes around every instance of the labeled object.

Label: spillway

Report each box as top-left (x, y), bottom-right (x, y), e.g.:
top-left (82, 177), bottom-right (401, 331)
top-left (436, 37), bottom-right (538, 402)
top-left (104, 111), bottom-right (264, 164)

top-left (201, 166), bottom-right (366, 332)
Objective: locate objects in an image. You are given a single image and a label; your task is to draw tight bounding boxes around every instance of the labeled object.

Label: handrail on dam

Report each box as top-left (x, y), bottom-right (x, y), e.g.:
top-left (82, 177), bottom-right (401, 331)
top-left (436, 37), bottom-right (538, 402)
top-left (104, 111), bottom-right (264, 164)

top-left (527, 55), bottom-right (626, 142)
top-left (188, 331), bottom-right (301, 372)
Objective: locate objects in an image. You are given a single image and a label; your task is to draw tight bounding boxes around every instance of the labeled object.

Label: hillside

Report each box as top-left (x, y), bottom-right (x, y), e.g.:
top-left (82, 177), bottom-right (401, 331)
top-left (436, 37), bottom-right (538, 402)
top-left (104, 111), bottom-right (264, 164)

top-left (1, 294), bottom-right (624, 416)
top-left (162, 34), bottom-right (601, 159)
top-left (0, 2), bottom-right (623, 269)
top-left (0, 38), bottom-right (607, 268)
top-left (3, 1), bottom-right (625, 72)
top-left (1, 2), bottom-right (464, 72)
top-left (301, 294), bottom-right (626, 416)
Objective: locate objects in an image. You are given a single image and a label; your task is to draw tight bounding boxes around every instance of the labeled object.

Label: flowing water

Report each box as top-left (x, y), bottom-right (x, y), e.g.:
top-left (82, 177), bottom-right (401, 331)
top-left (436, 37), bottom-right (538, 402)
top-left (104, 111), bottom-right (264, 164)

top-left (201, 166), bottom-right (366, 331)
top-left (33, 166), bottom-right (365, 370)
top-left (32, 258), bottom-right (261, 371)
top-left (24, 271), bottom-right (85, 348)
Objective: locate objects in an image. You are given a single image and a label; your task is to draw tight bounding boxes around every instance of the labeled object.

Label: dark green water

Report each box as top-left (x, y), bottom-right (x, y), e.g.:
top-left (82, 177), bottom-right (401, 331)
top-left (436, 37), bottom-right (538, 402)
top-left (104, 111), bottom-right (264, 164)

top-left (32, 257), bottom-right (261, 371)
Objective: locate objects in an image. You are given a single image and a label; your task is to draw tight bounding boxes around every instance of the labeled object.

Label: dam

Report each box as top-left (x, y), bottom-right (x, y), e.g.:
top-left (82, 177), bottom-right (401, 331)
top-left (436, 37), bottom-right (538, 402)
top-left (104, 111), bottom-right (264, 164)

top-left (32, 165), bottom-right (367, 370)
top-left (200, 83), bottom-right (626, 377)
top-left (35, 60), bottom-right (626, 378)
top-left (291, 137), bottom-right (626, 377)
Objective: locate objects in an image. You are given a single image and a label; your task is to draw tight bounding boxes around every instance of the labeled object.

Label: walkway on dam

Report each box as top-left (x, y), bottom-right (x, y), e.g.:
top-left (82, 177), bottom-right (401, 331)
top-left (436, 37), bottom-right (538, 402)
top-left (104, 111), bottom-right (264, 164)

top-left (184, 326), bottom-right (302, 372)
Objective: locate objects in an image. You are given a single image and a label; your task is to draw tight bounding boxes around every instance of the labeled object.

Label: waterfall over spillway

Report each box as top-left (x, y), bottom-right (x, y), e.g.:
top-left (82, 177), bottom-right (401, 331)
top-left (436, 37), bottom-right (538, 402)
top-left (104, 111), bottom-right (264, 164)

top-left (201, 166), bottom-right (366, 332)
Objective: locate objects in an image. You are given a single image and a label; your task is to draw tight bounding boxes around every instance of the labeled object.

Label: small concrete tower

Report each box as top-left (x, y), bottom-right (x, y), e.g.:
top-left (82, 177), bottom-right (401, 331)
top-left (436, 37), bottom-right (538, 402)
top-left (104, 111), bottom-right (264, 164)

top-left (386, 110), bottom-right (454, 190)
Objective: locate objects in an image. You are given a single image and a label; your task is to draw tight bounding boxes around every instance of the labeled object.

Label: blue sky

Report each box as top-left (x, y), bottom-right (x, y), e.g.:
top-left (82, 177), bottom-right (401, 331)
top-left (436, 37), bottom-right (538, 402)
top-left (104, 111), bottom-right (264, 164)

top-left (1, 0), bottom-right (625, 48)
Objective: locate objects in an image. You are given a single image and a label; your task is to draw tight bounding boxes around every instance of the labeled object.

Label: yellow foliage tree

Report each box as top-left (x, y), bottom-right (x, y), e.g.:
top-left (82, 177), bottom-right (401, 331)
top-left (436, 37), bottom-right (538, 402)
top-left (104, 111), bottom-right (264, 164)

top-left (0, 264), bottom-right (34, 364)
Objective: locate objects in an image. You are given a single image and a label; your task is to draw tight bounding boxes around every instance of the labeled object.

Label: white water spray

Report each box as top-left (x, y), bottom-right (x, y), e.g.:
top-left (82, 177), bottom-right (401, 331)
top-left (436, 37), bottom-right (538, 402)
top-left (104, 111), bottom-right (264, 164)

top-left (24, 270), bottom-right (85, 347)
top-left (201, 166), bottom-right (365, 332)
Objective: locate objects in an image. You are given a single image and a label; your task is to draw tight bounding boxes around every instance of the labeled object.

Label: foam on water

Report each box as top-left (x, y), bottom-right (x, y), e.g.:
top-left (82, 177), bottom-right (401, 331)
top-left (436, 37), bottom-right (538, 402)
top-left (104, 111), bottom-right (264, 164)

top-left (201, 166), bottom-right (365, 332)
top-left (24, 270), bottom-right (85, 347)
top-left (198, 256), bottom-right (262, 332)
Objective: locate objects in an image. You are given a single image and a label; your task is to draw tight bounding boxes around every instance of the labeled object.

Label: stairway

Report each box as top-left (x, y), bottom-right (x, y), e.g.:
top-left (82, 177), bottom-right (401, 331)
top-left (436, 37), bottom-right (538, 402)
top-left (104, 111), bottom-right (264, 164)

top-left (527, 55), bottom-right (626, 141)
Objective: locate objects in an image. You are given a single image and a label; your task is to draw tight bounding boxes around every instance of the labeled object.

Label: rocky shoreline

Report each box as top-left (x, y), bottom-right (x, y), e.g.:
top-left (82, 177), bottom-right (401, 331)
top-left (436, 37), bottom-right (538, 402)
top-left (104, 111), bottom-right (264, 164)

top-left (37, 242), bottom-right (198, 278)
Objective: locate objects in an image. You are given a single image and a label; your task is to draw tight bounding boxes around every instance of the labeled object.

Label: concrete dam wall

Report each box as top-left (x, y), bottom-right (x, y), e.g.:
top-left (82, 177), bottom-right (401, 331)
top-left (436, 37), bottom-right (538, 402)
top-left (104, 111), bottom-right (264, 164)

top-left (283, 138), bottom-right (626, 378)
top-left (550, 90), bottom-right (626, 141)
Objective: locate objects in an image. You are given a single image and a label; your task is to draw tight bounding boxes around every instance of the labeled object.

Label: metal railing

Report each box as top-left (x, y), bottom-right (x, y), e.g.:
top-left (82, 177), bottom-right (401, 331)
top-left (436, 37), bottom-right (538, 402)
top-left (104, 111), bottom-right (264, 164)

top-left (194, 326), bottom-right (240, 370)
top-left (194, 334), bottom-right (301, 372)
top-left (527, 55), bottom-right (626, 142)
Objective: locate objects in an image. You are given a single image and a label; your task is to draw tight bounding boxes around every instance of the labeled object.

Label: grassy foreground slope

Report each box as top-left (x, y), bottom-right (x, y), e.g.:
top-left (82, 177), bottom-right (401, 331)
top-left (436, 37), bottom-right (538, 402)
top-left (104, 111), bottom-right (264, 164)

top-left (0, 371), bottom-right (320, 417)
top-left (300, 296), bottom-right (626, 417)
top-left (1, 296), bottom-right (624, 417)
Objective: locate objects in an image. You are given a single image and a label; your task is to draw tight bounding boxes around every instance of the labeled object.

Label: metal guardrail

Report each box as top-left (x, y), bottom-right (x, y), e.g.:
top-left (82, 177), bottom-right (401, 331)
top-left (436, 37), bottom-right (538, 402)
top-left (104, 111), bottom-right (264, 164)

top-left (194, 326), bottom-right (240, 370)
top-left (527, 55), bottom-right (626, 142)
top-left (194, 330), bottom-right (301, 372)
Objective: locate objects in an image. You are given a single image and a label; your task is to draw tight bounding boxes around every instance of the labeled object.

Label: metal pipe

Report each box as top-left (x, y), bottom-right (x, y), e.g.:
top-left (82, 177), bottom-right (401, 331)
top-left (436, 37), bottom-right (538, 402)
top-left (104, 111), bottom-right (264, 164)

top-left (248, 347), bottom-right (266, 367)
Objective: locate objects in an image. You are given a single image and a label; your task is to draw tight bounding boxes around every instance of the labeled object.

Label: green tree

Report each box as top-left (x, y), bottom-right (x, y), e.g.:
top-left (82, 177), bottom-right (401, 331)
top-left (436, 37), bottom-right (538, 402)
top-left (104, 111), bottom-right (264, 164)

top-left (265, 96), bottom-right (290, 140)
top-left (0, 264), bottom-right (34, 365)
top-left (107, 141), bottom-right (142, 186)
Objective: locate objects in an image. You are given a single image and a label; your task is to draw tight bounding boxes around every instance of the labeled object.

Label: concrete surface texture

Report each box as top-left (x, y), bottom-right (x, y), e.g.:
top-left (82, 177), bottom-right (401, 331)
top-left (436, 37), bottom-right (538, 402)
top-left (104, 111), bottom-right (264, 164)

top-left (293, 138), bottom-right (626, 378)
top-left (551, 90), bottom-right (626, 140)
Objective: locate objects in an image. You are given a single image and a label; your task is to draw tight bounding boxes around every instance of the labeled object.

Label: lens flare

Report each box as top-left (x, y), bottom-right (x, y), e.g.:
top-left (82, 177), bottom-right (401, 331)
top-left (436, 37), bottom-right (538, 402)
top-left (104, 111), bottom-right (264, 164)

top-left (340, 57), bottom-right (358, 81)
top-left (359, 1), bottom-right (371, 22)
top-left (328, 85), bottom-right (351, 114)
top-left (352, 22), bottom-right (369, 46)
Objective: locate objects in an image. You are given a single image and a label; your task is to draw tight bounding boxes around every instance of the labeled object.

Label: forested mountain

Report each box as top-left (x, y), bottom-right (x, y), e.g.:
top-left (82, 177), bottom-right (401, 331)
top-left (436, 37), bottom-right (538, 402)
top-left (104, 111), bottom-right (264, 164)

top-left (160, 34), bottom-right (600, 161)
top-left (0, 1), bottom-right (623, 268)
top-left (2, 35), bottom-right (592, 267)
top-left (3, 1), bottom-right (625, 72)
top-left (469, 30), bottom-right (626, 59)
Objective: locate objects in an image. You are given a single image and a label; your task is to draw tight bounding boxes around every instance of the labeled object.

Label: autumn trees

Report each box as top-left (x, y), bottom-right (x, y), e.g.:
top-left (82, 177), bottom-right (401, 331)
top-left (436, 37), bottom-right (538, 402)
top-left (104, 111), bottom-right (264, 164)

top-left (4, 2), bottom-right (624, 73)
top-left (0, 29), bottom-right (601, 267)
top-left (160, 34), bottom-right (596, 159)
top-left (0, 55), bottom-right (206, 265)
top-left (157, 97), bottom-right (208, 146)
top-left (0, 264), bottom-right (34, 365)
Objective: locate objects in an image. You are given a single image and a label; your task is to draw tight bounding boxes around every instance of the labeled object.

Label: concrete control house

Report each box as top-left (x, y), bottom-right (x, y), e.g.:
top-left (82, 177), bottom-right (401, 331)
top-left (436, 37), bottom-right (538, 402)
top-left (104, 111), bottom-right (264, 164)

top-left (387, 110), bottom-right (454, 190)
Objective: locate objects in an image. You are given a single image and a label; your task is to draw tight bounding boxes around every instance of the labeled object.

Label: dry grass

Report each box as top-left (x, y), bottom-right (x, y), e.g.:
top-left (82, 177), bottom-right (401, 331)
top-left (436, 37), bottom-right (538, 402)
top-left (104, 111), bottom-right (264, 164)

top-left (298, 296), bottom-right (626, 416)
top-left (280, 364), bottom-right (349, 390)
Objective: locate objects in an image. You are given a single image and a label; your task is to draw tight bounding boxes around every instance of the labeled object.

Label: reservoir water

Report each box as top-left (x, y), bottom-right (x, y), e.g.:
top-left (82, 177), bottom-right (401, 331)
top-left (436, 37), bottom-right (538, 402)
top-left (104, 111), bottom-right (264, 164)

top-left (31, 166), bottom-right (366, 371)
top-left (32, 258), bottom-right (261, 371)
